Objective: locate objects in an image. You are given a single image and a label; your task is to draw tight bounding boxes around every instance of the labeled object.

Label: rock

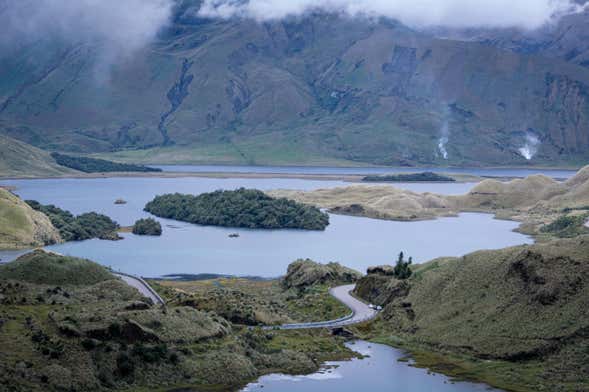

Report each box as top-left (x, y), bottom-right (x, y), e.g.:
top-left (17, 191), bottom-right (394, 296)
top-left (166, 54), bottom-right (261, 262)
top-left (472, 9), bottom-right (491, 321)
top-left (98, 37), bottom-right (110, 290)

top-left (366, 265), bottom-right (395, 276)
top-left (281, 259), bottom-right (362, 290)
top-left (331, 327), bottom-right (355, 338)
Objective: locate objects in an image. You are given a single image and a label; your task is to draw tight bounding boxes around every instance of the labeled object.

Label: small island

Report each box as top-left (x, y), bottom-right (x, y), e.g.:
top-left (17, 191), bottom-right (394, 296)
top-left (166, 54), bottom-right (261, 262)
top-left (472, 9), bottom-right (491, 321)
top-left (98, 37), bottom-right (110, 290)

top-left (132, 218), bottom-right (163, 236)
top-left (144, 188), bottom-right (329, 230)
top-left (362, 171), bottom-right (455, 182)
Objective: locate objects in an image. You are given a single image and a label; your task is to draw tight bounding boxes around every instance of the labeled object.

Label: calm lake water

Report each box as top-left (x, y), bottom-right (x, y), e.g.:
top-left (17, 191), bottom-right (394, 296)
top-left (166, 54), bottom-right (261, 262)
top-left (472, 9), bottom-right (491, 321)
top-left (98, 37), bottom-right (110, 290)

top-left (0, 176), bottom-right (531, 277)
top-left (154, 164), bottom-right (577, 179)
top-left (242, 340), bottom-right (502, 392)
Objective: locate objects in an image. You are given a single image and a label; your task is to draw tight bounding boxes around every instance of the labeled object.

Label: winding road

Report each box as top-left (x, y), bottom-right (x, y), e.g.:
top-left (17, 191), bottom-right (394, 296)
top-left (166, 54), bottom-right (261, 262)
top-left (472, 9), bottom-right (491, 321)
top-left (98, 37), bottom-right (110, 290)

top-left (114, 275), bottom-right (377, 329)
top-left (113, 272), bottom-right (166, 306)
top-left (270, 284), bottom-right (379, 330)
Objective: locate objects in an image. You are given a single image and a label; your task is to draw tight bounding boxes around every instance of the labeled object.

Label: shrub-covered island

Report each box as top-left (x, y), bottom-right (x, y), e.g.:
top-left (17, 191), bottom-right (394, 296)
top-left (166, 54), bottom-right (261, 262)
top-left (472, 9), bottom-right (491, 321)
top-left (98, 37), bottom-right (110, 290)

top-left (362, 172), bottom-right (455, 182)
top-left (132, 218), bottom-right (163, 236)
top-left (51, 152), bottom-right (162, 173)
top-left (26, 200), bottom-right (120, 241)
top-left (144, 188), bottom-right (329, 230)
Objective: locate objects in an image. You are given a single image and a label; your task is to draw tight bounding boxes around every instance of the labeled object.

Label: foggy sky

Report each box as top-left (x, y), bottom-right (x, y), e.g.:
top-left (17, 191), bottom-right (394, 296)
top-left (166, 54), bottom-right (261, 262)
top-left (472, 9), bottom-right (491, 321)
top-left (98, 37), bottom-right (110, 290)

top-left (198, 0), bottom-right (587, 30)
top-left (0, 0), bottom-right (173, 62)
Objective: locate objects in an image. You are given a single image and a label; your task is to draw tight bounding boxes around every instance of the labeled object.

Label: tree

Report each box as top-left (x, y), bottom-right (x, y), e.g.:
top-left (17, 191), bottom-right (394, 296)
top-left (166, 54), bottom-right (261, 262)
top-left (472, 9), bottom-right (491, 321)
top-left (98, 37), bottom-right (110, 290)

top-left (393, 252), bottom-right (412, 280)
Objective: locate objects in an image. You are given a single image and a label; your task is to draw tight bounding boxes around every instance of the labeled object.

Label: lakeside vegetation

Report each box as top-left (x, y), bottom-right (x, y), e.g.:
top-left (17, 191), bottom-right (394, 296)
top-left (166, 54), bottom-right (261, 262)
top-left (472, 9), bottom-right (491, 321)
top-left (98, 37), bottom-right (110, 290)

top-left (26, 200), bottom-right (120, 241)
top-left (132, 218), bottom-right (162, 236)
top-left (144, 188), bottom-right (329, 230)
top-left (51, 152), bottom-right (162, 173)
top-left (362, 172), bottom-right (455, 182)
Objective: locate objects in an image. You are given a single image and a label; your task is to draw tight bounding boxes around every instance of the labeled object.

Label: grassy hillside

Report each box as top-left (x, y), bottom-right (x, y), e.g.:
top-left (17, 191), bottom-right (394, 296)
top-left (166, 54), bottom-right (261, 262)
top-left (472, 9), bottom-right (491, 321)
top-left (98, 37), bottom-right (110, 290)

top-left (0, 135), bottom-right (76, 178)
top-left (353, 237), bottom-right (589, 392)
top-left (0, 252), bottom-right (355, 391)
top-left (2, 6), bottom-right (589, 166)
top-left (0, 189), bottom-right (61, 249)
top-left (0, 251), bottom-right (113, 286)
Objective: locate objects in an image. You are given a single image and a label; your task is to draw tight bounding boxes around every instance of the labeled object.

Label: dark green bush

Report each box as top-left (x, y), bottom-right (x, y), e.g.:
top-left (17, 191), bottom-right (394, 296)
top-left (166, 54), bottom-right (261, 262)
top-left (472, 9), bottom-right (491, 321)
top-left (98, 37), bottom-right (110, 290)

top-left (51, 152), bottom-right (161, 173)
top-left (132, 218), bottom-right (162, 236)
top-left (363, 172), bottom-right (455, 182)
top-left (144, 188), bottom-right (329, 230)
top-left (26, 200), bottom-right (119, 241)
top-left (393, 252), bottom-right (413, 280)
top-left (540, 214), bottom-right (589, 238)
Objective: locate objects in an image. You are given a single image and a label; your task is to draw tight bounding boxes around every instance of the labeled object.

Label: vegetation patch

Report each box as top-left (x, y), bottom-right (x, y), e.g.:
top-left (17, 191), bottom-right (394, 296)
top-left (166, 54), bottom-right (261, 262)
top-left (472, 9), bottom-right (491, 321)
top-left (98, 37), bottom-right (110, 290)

top-left (362, 172), bottom-right (455, 182)
top-left (26, 200), bottom-right (120, 241)
top-left (0, 250), bottom-right (113, 286)
top-left (144, 188), bottom-right (329, 230)
top-left (132, 218), bottom-right (162, 236)
top-left (51, 152), bottom-right (162, 173)
top-left (540, 213), bottom-right (589, 237)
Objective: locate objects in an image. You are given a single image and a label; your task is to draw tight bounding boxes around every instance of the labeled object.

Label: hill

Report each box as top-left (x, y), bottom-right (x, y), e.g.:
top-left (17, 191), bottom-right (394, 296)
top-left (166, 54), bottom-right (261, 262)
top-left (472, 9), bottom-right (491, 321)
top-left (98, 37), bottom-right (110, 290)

top-left (0, 251), bottom-right (355, 391)
top-left (0, 188), bottom-right (61, 249)
top-left (0, 135), bottom-right (76, 178)
top-left (269, 164), bottom-right (589, 236)
top-left (353, 236), bottom-right (589, 392)
top-left (1, 3), bottom-right (589, 166)
top-left (0, 250), bottom-right (114, 286)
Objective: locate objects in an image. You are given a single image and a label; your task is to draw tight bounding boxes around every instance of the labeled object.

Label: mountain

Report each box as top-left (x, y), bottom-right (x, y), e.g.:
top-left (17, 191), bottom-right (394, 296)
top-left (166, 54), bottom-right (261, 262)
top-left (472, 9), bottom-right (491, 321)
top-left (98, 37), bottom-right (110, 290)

top-left (1, 1), bottom-right (589, 166)
top-left (0, 135), bottom-right (77, 177)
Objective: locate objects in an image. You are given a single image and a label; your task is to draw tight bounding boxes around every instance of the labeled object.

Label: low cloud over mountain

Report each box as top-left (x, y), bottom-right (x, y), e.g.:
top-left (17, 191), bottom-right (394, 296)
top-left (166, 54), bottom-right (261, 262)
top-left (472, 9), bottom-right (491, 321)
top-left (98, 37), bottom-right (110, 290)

top-left (198, 0), bottom-right (587, 29)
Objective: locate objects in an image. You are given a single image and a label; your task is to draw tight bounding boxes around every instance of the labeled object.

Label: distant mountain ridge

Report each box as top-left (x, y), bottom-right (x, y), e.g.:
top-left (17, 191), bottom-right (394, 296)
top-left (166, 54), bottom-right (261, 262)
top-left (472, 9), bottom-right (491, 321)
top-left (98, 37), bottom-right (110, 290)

top-left (1, 0), bottom-right (589, 166)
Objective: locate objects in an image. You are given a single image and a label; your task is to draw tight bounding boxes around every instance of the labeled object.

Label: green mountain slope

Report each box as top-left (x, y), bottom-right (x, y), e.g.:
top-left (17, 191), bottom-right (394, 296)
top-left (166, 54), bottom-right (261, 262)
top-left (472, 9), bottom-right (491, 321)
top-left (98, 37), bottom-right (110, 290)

top-left (0, 135), bottom-right (76, 177)
top-left (1, 2), bottom-right (589, 166)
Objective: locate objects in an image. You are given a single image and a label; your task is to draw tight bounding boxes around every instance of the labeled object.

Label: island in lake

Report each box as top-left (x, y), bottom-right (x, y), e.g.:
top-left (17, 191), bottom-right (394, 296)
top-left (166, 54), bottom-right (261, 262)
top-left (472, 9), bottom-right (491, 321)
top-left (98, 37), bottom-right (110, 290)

top-left (144, 188), bottom-right (329, 230)
top-left (362, 172), bottom-right (455, 182)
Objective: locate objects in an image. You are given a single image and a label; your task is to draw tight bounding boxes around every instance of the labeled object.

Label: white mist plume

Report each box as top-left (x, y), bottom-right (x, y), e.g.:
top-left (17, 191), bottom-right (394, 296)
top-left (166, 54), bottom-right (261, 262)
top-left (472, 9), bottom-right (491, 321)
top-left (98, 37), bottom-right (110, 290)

top-left (438, 121), bottom-right (449, 160)
top-left (198, 0), bottom-right (587, 30)
top-left (518, 132), bottom-right (540, 160)
top-left (0, 0), bottom-right (173, 65)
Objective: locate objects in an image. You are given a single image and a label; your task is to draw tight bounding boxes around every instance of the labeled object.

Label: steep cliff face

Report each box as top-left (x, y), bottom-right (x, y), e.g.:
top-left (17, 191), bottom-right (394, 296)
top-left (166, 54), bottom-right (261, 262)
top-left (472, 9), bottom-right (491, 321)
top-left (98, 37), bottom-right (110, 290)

top-left (1, 4), bottom-right (589, 166)
top-left (0, 188), bottom-right (62, 249)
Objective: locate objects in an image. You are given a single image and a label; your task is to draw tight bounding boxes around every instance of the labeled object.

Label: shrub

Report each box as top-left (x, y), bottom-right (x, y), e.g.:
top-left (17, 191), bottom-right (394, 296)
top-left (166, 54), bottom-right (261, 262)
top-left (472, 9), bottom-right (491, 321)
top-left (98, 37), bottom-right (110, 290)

top-left (26, 201), bottom-right (119, 241)
top-left (393, 252), bottom-right (413, 280)
top-left (363, 172), bottom-right (455, 182)
top-left (132, 218), bottom-right (162, 236)
top-left (51, 152), bottom-right (161, 173)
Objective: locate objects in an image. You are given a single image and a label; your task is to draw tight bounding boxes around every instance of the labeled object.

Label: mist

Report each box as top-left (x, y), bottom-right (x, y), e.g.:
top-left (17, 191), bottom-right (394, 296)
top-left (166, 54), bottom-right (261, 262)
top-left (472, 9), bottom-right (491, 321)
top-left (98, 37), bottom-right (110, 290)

top-left (0, 0), bottom-right (173, 66)
top-left (198, 0), bottom-right (587, 30)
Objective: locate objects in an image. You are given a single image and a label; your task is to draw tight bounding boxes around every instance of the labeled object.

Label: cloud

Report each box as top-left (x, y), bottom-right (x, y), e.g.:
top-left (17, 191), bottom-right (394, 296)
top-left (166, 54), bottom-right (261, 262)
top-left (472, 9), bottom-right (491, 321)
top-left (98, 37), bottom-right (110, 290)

top-left (0, 0), bottom-right (173, 63)
top-left (198, 0), bottom-right (587, 30)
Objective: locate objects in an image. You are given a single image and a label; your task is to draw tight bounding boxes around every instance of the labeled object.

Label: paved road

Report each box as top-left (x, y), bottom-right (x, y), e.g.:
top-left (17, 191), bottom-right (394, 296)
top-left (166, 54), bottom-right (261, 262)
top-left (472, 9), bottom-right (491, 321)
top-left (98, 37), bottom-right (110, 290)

top-left (113, 272), bottom-right (166, 306)
top-left (271, 284), bottom-right (378, 330)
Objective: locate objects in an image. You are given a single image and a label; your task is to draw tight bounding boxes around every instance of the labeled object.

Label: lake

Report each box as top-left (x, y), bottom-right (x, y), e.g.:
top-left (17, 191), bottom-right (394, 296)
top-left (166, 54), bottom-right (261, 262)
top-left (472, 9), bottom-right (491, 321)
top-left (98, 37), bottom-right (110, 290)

top-left (154, 164), bottom-right (577, 179)
top-left (242, 340), bottom-right (502, 392)
top-left (0, 176), bottom-right (532, 277)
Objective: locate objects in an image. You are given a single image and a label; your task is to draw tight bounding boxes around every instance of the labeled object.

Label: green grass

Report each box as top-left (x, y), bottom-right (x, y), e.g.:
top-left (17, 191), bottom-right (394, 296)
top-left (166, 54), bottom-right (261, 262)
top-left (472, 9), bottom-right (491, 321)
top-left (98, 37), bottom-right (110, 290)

top-left (0, 250), bottom-right (114, 285)
top-left (92, 139), bottom-right (371, 167)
